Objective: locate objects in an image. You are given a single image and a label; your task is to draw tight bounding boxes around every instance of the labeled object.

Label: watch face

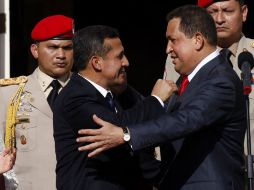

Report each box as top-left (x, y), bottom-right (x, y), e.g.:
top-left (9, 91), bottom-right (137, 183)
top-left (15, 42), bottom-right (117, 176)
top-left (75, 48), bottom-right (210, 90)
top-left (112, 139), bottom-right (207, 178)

top-left (124, 134), bottom-right (130, 142)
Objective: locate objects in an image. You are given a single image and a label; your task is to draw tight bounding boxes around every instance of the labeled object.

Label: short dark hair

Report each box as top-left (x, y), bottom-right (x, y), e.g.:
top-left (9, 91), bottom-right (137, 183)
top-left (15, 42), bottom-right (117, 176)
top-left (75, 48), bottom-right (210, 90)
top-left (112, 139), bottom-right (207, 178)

top-left (238, 0), bottom-right (245, 6)
top-left (166, 5), bottom-right (217, 46)
top-left (73, 25), bottom-right (120, 71)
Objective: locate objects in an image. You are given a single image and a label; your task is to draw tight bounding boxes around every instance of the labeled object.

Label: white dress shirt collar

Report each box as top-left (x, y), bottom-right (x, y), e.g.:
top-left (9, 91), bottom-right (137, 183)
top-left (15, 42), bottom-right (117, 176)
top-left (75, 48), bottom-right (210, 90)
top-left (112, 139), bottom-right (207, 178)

top-left (188, 49), bottom-right (220, 82)
top-left (78, 73), bottom-right (112, 98)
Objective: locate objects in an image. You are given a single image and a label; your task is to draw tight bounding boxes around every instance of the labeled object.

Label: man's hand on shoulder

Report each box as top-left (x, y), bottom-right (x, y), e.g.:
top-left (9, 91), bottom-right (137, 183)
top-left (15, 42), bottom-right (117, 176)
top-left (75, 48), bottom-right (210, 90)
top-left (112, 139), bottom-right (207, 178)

top-left (77, 115), bottom-right (125, 157)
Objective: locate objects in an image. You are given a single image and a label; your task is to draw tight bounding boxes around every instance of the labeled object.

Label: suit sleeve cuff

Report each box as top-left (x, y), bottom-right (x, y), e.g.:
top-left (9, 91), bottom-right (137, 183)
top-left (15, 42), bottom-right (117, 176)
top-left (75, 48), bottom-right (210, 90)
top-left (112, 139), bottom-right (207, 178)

top-left (151, 95), bottom-right (164, 107)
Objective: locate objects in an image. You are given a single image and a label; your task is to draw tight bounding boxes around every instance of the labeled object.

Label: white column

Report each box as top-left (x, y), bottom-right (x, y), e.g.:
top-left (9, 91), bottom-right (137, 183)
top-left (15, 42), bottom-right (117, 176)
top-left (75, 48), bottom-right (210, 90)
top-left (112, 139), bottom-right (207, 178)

top-left (0, 0), bottom-right (10, 78)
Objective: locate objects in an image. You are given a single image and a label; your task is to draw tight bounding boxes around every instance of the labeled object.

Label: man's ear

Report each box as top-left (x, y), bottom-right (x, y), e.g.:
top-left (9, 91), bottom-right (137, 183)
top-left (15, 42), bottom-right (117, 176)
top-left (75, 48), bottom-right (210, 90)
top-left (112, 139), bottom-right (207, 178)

top-left (30, 44), bottom-right (39, 59)
top-left (193, 32), bottom-right (204, 51)
top-left (91, 56), bottom-right (102, 71)
top-left (241, 5), bottom-right (248, 23)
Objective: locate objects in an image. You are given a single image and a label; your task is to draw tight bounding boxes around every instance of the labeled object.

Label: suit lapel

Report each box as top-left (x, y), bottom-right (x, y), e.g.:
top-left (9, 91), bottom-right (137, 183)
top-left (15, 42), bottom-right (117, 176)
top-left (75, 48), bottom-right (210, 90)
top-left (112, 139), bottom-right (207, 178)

top-left (179, 54), bottom-right (223, 102)
top-left (165, 76), bottom-right (187, 113)
top-left (72, 73), bottom-right (113, 112)
top-left (24, 72), bottom-right (52, 118)
top-left (164, 94), bottom-right (178, 113)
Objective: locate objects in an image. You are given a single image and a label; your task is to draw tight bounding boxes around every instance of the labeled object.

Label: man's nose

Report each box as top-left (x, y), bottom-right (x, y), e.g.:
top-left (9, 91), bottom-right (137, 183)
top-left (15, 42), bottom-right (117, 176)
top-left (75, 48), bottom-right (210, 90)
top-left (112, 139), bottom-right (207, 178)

top-left (122, 56), bottom-right (129, 67)
top-left (214, 11), bottom-right (225, 24)
top-left (166, 41), bottom-right (173, 54)
top-left (56, 48), bottom-right (66, 59)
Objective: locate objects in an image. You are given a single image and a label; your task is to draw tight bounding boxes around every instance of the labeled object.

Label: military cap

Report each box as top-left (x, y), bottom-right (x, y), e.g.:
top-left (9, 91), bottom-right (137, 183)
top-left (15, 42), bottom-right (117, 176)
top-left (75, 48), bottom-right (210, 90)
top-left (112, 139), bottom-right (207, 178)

top-left (31, 15), bottom-right (74, 41)
top-left (198, 0), bottom-right (245, 7)
top-left (197, 0), bottom-right (216, 7)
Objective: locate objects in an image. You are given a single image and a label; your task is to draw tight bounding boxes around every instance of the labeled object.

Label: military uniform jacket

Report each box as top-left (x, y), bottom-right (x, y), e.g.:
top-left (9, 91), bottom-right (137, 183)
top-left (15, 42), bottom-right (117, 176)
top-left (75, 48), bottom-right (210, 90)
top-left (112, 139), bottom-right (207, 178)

top-left (229, 36), bottom-right (254, 154)
top-left (0, 69), bottom-right (57, 190)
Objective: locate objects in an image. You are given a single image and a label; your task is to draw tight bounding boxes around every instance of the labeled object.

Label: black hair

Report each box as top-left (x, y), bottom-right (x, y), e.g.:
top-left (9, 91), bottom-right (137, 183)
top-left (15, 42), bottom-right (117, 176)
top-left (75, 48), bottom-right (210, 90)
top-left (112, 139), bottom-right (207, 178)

top-left (166, 5), bottom-right (217, 46)
top-left (73, 25), bottom-right (120, 71)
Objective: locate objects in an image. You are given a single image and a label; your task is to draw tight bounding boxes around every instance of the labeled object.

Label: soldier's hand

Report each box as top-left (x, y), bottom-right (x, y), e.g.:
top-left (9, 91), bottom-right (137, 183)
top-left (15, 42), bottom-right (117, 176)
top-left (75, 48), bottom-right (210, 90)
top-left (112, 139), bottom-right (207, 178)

top-left (0, 148), bottom-right (16, 174)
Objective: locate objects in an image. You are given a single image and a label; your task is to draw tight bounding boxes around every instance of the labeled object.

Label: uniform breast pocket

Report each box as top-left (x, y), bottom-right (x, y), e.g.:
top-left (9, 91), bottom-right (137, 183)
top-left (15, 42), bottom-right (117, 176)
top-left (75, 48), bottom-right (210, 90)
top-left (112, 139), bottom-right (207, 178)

top-left (15, 117), bottom-right (38, 151)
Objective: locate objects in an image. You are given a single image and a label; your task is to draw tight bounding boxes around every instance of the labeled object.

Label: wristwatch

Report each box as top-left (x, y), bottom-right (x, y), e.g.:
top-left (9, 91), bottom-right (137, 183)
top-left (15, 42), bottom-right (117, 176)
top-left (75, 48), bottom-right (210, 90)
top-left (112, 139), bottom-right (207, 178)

top-left (122, 126), bottom-right (131, 142)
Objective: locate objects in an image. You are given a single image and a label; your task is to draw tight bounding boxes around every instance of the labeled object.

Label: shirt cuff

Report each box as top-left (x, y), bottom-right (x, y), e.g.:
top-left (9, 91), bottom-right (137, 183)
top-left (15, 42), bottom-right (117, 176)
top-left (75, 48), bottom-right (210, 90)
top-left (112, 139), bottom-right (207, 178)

top-left (151, 95), bottom-right (164, 107)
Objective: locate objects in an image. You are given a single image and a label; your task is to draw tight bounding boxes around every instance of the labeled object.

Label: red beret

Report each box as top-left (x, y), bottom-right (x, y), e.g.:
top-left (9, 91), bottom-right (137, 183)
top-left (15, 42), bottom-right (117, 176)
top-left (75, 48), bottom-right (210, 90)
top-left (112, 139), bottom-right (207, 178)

top-left (31, 15), bottom-right (74, 41)
top-left (197, 0), bottom-right (215, 7)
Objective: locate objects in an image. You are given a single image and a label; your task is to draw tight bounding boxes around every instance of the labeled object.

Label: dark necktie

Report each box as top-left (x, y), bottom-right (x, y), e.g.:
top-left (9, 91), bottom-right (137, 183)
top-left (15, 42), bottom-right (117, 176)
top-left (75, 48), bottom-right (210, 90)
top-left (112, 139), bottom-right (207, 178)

top-left (47, 80), bottom-right (61, 109)
top-left (178, 75), bottom-right (189, 95)
top-left (220, 48), bottom-right (233, 67)
top-left (105, 92), bottom-right (117, 112)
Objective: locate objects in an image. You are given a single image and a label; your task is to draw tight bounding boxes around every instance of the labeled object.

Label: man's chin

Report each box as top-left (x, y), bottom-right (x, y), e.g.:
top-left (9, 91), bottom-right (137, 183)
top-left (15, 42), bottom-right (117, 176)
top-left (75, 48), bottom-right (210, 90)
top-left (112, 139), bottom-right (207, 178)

top-left (173, 64), bottom-right (179, 72)
top-left (118, 80), bottom-right (127, 87)
top-left (217, 32), bottom-right (231, 40)
top-left (51, 70), bottom-right (70, 78)
top-left (110, 82), bottom-right (127, 95)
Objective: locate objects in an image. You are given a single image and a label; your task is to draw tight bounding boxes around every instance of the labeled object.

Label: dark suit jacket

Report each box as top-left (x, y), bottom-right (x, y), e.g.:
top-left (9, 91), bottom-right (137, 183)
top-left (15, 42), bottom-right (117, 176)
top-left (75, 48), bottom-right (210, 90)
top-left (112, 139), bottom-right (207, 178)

top-left (128, 53), bottom-right (246, 190)
top-left (117, 85), bottom-right (144, 110)
top-left (53, 73), bottom-right (163, 190)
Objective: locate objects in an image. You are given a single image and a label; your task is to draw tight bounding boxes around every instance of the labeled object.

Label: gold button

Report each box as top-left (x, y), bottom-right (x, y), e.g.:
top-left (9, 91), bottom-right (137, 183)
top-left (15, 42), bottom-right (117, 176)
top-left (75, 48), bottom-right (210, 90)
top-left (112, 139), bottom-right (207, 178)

top-left (20, 135), bottom-right (27, 145)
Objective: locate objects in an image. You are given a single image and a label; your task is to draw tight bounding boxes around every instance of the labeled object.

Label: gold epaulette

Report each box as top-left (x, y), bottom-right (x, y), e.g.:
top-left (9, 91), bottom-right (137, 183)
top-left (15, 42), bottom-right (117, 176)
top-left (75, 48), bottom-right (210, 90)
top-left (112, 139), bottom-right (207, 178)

top-left (0, 76), bottom-right (28, 86)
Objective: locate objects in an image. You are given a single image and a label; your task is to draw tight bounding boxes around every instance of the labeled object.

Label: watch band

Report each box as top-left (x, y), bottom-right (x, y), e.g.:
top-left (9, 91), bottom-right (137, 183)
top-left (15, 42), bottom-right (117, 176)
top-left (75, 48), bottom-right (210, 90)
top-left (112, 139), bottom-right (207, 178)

top-left (122, 126), bottom-right (131, 142)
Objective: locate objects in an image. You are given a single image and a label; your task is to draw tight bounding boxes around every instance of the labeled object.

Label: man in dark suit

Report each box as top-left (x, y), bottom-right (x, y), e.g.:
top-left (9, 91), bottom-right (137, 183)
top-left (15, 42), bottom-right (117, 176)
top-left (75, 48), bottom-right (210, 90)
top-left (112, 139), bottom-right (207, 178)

top-left (53, 25), bottom-right (177, 190)
top-left (77, 5), bottom-right (246, 190)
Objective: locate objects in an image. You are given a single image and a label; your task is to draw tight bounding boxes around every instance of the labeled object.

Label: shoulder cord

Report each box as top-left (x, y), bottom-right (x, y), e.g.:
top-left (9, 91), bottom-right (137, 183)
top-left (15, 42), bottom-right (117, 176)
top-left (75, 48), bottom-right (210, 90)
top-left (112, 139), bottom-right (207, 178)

top-left (4, 83), bottom-right (26, 151)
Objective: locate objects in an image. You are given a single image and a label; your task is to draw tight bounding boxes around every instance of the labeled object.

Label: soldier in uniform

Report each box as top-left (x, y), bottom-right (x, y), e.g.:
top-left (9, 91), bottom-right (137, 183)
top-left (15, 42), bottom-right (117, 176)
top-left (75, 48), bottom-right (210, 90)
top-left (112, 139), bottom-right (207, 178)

top-left (0, 15), bottom-right (74, 190)
top-left (164, 0), bottom-right (254, 154)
